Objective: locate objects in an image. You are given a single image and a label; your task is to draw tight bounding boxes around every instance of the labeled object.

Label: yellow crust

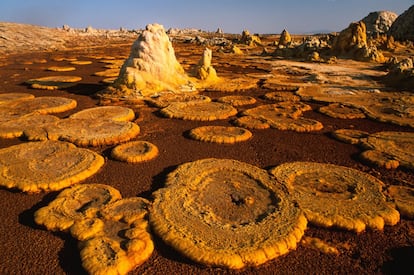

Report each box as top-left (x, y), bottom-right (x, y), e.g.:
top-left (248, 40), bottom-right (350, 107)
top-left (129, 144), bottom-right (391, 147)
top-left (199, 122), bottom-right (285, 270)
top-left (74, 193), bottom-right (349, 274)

top-left (111, 141), bottom-right (159, 163)
top-left (189, 126), bottom-right (252, 144)
top-left (269, 162), bottom-right (400, 232)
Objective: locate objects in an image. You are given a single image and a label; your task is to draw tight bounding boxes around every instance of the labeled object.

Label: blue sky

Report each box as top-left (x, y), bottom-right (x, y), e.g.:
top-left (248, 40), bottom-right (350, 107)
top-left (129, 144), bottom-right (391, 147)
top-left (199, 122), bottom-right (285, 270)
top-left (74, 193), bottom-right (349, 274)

top-left (0, 0), bottom-right (413, 34)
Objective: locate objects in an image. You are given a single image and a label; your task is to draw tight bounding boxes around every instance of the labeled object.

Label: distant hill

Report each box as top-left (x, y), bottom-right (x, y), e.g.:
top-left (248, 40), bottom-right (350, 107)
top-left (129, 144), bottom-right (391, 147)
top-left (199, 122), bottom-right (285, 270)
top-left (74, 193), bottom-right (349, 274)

top-left (0, 22), bottom-right (137, 54)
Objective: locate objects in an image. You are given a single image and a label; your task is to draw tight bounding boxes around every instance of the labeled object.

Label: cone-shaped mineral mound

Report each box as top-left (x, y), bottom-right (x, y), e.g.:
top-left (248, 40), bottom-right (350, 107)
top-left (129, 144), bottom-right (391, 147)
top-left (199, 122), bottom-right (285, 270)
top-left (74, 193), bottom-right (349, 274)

top-left (101, 23), bottom-right (192, 98)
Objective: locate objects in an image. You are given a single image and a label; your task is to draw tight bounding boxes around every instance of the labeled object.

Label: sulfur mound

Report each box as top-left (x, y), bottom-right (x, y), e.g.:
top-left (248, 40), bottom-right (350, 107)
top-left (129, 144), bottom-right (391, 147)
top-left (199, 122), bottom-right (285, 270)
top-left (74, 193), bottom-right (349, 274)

top-left (24, 118), bottom-right (140, 147)
top-left (269, 162), bottom-right (400, 232)
top-left (188, 126), bottom-right (252, 144)
top-left (111, 141), bottom-right (159, 163)
top-left (150, 158), bottom-right (307, 269)
top-left (160, 101), bottom-right (237, 121)
top-left (332, 21), bottom-right (385, 62)
top-left (239, 30), bottom-right (262, 46)
top-left (0, 141), bottom-right (104, 193)
top-left (69, 106), bottom-right (135, 122)
top-left (387, 185), bottom-right (414, 219)
top-left (102, 23), bottom-right (192, 98)
top-left (278, 29), bottom-right (292, 47)
top-left (194, 48), bottom-right (219, 82)
top-left (35, 184), bottom-right (154, 274)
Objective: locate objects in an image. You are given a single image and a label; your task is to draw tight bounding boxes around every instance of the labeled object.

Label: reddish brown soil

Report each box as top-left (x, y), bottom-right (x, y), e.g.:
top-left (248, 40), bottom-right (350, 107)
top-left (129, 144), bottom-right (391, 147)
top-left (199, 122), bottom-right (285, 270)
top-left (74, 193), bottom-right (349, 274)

top-left (0, 40), bottom-right (413, 275)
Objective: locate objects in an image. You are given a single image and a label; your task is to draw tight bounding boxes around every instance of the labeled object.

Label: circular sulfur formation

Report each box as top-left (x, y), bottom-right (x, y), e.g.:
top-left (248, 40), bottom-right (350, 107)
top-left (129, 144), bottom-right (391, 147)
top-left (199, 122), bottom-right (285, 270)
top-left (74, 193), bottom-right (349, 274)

top-left (0, 141), bottom-right (104, 193)
top-left (69, 106), bottom-right (135, 122)
top-left (160, 101), bottom-right (238, 121)
top-left (46, 66), bottom-right (77, 72)
top-left (34, 184), bottom-right (122, 231)
top-left (387, 185), bottom-right (414, 219)
top-left (331, 129), bottom-right (369, 145)
top-left (263, 91), bottom-right (300, 102)
top-left (35, 184), bottom-right (154, 275)
top-left (318, 103), bottom-right (366, 119)
top-left (359, 131), bottom-right (414, 170)
top-left (24, 119), bottom-right (140, 147)
top-left (0, 114), bottom-right (60, 138)
top-left (0, 93), bottom-right (34, 105)
top-left (111, 141), bottom-right (159, 163)
top-left (216, 95), bottom-right (256, 106)
top-left (70, 60), bottom-right (93, 65)
top-left (233, 116), bottom-right (270, 130)
top-left (146, 93), bottom-right (211, 108)
top-left (235, 103), bottom-right (323, 132)
top-left (150, 158), bottom-right (307, 269)
top-left (188, 126), bottom-right (252, 144)
top-left (25, 75), bottom-right (82, 90)
top-left (269, 162), bottom-right (400, 232)
top-left (0, 96), bottom-right (77, 122)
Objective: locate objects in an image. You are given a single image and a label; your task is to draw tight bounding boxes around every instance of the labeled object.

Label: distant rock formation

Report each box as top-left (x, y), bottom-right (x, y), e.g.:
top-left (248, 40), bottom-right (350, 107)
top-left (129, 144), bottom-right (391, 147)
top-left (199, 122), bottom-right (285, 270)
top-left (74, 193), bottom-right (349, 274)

top-left (278, 29), bottom-right (292, 47)
top-left (384, 57), bottom-right (414, 89)
top-left (332, 21), bottom-right (385, 62)
top-left (389, 5), bottom-right (414, 41)
top-left (361, 11), bottom-right (398, 36)
top-left (231, 45), bottom-right (243, 54)
top-left (194, 48), bottom-right (218, 82)
top-left (332, 21), bottom-right (367, 53)
top-left (240, 30), bottom-right (262, 46)
top-left (108, 23), bottom-right (191, 97)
